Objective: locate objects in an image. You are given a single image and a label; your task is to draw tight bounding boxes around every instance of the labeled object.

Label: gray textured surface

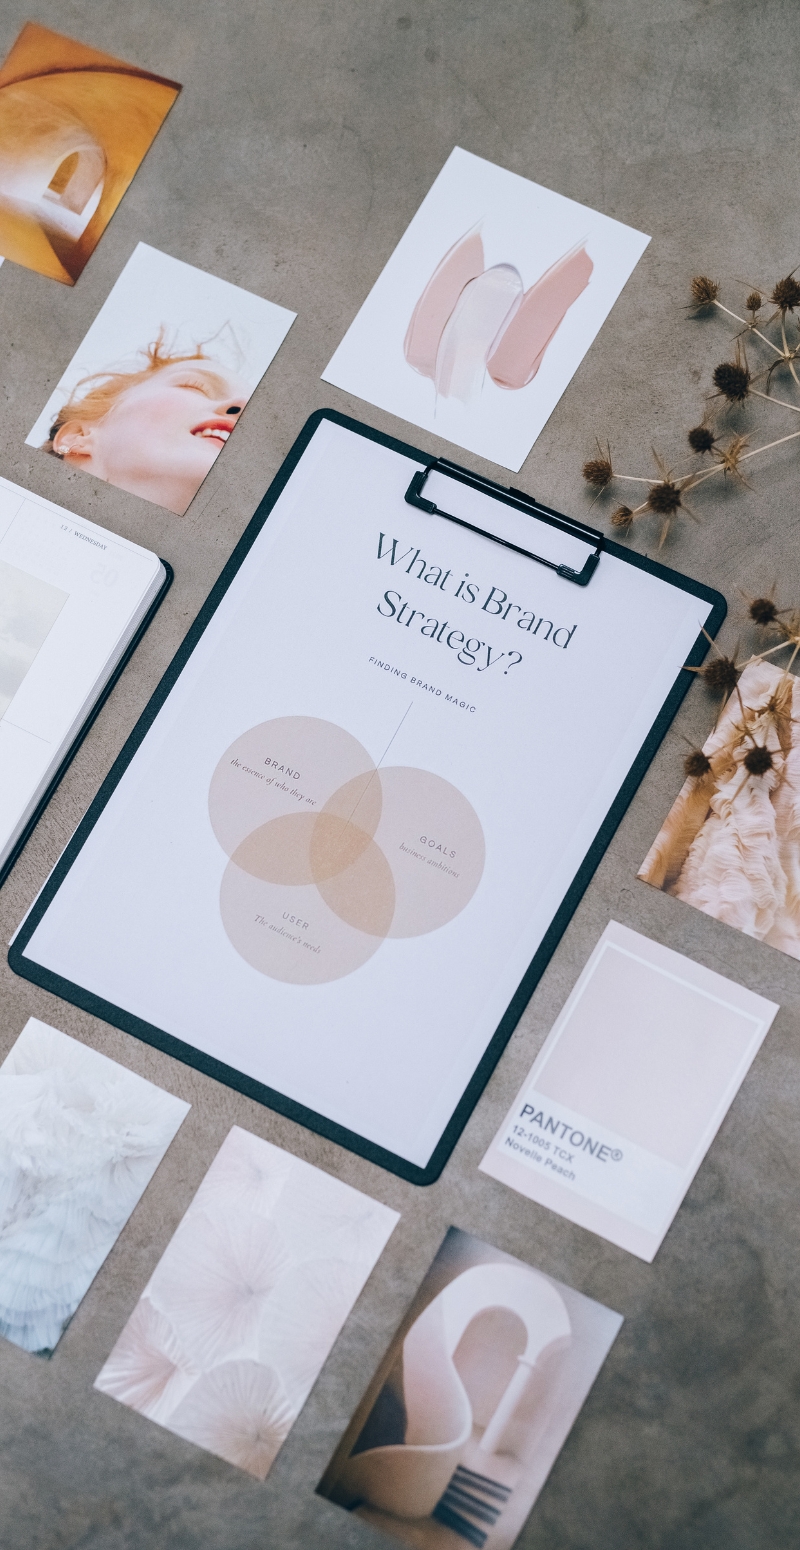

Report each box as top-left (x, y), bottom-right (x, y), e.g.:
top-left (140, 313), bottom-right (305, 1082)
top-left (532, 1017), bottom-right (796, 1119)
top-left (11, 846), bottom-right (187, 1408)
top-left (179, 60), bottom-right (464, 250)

top-left (0, 1), bottom-right (799, 1547)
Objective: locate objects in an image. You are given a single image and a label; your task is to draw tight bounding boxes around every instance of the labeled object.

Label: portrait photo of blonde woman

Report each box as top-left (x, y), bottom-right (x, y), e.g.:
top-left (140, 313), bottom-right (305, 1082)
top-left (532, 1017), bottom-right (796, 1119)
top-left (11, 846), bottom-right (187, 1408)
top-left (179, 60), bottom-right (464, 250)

top-left (27, 242), bottom-right (296, 514)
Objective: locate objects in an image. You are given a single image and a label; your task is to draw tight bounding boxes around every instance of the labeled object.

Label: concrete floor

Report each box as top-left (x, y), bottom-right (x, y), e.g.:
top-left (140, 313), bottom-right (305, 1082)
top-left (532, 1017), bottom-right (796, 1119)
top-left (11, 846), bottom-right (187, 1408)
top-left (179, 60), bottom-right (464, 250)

top-left (1, 1), bottom-right (799, 1546)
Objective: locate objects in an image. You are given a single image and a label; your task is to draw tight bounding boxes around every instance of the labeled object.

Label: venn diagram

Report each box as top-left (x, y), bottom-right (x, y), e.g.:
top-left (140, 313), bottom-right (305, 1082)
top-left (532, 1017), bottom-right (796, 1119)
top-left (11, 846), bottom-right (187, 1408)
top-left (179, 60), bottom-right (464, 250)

top-left (208, 716), bottom-right (485, 983)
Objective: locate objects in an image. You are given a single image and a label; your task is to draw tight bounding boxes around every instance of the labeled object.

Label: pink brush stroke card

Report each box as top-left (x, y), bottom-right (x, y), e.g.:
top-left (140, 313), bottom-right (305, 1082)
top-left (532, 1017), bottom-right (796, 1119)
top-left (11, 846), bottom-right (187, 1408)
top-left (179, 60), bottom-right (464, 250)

top-left (323, 147), bottom-right (649, 471)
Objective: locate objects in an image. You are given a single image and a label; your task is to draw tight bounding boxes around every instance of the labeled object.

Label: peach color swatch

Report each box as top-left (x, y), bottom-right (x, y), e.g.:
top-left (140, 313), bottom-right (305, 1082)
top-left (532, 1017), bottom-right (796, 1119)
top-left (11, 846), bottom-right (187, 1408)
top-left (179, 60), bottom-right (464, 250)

top-left (403, 225), bottom-right (485, 378)
top-left (488, 242), bottom-right (594, 389)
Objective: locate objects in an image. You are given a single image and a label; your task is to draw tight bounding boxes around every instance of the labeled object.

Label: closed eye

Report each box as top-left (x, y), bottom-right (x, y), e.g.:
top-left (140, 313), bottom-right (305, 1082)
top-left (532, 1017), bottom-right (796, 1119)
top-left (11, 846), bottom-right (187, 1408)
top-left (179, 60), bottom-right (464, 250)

top-left (175, 374), bottom-right (216, 395)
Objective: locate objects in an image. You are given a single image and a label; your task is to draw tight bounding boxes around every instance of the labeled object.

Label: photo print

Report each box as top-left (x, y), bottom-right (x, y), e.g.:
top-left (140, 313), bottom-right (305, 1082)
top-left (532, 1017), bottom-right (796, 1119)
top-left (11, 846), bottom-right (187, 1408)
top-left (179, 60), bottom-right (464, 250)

top-left (27, 242), bottom-right (296, 514)
top-left (323, 147), bottom-right (649, 470)
top-left (0, 1019), bottom-right (188, 1356)
top-left (95, 1126), bottom-right (398, 1479)
top-left (0, 22), bottom-right (180, 285)
top-left (318, 1227), bottom-right (621, 1550)
top-left (639, 659), bottom-right (800, 960)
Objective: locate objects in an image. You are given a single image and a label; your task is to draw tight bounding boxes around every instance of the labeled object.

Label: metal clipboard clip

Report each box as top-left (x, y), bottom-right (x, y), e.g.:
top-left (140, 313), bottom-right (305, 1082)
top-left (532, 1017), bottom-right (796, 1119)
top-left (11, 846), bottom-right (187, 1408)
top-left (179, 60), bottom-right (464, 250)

top-left (405, 457), bottom-right (603, 586)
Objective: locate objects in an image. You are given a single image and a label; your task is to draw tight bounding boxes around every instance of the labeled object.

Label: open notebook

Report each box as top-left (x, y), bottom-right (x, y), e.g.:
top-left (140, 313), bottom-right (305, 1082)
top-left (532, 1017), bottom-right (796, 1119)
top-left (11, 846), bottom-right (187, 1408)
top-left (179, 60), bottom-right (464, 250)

top-left (0, 478), bottom-right (169, 882)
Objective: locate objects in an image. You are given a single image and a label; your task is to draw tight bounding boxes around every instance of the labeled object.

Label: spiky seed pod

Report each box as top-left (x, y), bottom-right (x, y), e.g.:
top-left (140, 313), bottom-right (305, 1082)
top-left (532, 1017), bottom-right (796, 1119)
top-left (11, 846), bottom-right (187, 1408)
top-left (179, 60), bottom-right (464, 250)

top-left (684, 749), bottom-right (712, 779)
top-left (713, 360), bottom-right (751, 401)
top-left (582, 454), bottom-right (613, 488)
top-left (778, 609), bottom-right (800, 642)
top-left (646, 481), bottom-right (682, 515)
top-left (745, 291), bottom-right (762, 313)
top-left (701, 656), bottom-right (740, 692)
top-left (691, 275), bottom-right (720, 307)
top-left (610, 505), bottom-right (633, 529)
top-left (715, 434), bottom-right (750, 481)
top-left (743, 744), bottom-right (774, 776)
top-left (770, 275), bottom-right (800, 312)
top-left (688, 424), bottom-right (715, 453)
top-left (749, 597), bottom-right (779, 626)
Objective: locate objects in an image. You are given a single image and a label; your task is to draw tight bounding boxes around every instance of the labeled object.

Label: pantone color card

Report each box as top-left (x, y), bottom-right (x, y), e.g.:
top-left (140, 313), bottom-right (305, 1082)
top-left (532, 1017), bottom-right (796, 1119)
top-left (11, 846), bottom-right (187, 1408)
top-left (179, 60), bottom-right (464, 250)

top-left (480, 923), bottom-right (778, 1260)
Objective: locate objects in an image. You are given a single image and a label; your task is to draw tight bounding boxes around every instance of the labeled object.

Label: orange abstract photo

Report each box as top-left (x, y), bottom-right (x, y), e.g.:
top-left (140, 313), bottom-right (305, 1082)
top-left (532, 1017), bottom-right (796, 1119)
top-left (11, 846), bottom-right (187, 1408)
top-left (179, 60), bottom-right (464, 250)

top-left (0, 22), bottom-right (180, 285)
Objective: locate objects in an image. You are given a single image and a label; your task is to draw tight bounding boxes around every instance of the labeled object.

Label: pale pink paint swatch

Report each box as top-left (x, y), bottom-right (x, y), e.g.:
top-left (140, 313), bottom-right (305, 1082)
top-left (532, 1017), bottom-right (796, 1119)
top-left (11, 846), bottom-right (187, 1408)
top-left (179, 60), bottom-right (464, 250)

top-left (403, 226), bottom-right (484, 379)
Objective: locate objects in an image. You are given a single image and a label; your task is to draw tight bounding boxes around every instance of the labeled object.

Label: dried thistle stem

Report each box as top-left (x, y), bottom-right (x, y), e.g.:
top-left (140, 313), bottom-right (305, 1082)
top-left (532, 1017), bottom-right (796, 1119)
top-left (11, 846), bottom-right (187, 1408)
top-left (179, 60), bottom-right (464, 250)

top-left (713, 300), bottom-right (783, 357)
top-left (751, 388), bottom-right (800, 415)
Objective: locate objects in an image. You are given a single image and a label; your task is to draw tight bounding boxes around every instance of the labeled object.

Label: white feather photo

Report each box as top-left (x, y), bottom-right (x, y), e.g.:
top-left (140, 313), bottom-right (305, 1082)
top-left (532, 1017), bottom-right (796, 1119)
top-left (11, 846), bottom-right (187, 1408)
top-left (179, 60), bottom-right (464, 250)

top-left (0, 1018), bottom-right (189, 1355)
top-left (94, 1126), bottom-right (399, 1478)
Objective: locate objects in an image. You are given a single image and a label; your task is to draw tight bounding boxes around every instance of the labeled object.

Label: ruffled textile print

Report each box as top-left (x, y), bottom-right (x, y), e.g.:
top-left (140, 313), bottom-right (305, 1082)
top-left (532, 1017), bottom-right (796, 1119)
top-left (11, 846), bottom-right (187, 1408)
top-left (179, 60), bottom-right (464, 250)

top-left (639, 660), bottom-right (800, 958)
top-left (0, 1021), bottom-right (188, 1355)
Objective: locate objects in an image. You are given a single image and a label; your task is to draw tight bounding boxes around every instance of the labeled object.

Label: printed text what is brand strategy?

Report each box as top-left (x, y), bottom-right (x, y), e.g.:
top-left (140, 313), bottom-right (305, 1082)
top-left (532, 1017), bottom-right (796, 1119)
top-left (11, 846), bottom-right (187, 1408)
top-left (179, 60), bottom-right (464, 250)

top-left (375, 533), bottom-right (577, 674)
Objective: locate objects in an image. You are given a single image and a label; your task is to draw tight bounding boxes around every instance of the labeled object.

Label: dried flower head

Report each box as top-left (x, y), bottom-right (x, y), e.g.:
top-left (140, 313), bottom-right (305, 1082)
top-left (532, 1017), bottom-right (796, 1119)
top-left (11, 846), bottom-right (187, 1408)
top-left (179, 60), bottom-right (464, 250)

top-left (701, 656), bottom-right (740, 693)
top-left (778, 608), bottom-right (800, 642)
top-left (715, 433), bottom-right (750, 482)
top-left (688, 423), bottom-right (715, 453)
top-left (770, 274), bottom-right (800, 313)
top-left (713, 357), bottom-right (751, 402)
top-left (691, 275), bottom-right (720, 308)
top-left (610, 504), bottom-right (633, 529)
top-left (745, 291), bottom-right (762, 314)
top-left (743, 744), bottom-right (774, 776)
top-left (582, 441), bottom-right (614, 489)
top-left (646, 480), bottom-right (682, 515)
top-left (749, 596), bottom-right (779, 626)
top-left (684, 748), bottom-right (712, 779)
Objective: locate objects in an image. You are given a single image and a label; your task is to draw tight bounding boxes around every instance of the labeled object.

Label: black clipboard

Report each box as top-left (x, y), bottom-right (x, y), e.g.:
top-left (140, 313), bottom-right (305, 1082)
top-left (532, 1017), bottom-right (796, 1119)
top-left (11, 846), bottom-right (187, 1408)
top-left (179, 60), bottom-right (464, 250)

top-left (8, 411), bottom-right (726, 1184)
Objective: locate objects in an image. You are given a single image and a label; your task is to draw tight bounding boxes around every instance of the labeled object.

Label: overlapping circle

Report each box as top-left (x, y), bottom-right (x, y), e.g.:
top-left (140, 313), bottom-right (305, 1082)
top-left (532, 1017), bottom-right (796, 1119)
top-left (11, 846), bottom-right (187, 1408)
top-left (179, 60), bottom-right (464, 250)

top-left (208, 717), bottom-right (485, 984)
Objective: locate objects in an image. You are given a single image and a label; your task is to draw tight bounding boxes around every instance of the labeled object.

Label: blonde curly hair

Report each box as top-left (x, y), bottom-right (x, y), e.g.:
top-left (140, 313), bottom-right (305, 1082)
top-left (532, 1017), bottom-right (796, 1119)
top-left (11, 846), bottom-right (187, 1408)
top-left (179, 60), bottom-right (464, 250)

top-left (43, 330), bottom-right (218, 454)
